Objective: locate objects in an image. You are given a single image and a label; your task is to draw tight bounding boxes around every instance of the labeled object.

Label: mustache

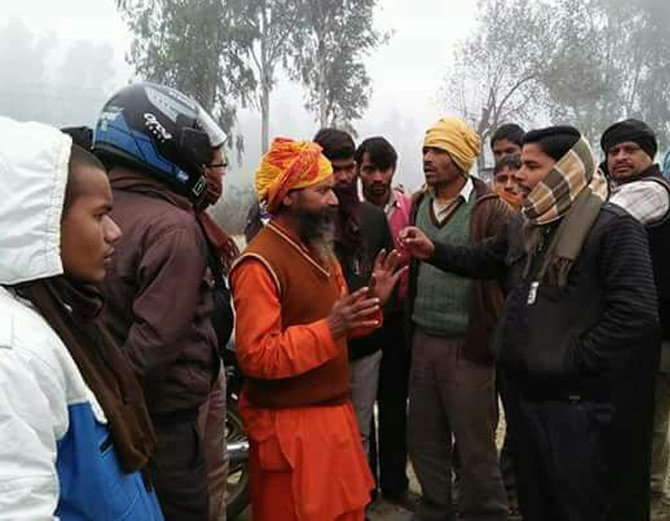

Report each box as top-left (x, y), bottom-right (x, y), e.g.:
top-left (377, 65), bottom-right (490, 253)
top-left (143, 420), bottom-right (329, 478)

top-left (297, 207), bottom-right (337, 257)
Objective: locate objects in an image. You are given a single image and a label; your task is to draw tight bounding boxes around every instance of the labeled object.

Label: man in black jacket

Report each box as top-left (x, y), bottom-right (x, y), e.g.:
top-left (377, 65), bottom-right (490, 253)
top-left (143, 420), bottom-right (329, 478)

top-left (601, 119), bottom-right (670, 517)
top-left (400, 126), bottom-right (660, 521)
top-left (314, 128), bottom-right (393, 465)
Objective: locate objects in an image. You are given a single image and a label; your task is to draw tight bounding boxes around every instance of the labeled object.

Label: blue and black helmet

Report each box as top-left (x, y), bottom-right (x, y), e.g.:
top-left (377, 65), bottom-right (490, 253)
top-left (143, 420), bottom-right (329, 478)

top-left (93, 82), bottom-right (226, 202)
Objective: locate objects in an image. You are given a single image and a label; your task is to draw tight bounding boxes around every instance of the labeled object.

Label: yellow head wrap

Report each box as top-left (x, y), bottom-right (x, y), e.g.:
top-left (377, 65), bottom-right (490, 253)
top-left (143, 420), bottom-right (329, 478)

top-left (254, 137), bottom-right (333, 213)
top-left (423, 116), bottom-right (481, 174)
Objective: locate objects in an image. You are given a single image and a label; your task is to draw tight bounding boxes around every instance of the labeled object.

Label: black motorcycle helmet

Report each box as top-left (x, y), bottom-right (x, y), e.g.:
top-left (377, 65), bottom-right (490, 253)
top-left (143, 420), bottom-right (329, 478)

top-left (93, 82), bottom-right (225, 202)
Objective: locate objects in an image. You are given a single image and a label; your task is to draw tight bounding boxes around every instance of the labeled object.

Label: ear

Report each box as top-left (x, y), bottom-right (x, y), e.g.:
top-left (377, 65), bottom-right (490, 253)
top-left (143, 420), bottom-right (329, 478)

top-left (282, 191), bottom-right (295, 209)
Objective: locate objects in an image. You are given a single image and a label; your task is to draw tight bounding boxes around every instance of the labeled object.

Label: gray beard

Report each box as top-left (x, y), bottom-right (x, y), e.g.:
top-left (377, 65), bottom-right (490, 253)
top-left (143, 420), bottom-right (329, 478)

top-left (297, 210), bottom-right (337, 265)
top-left (310, 231), bottom-right (336, 265)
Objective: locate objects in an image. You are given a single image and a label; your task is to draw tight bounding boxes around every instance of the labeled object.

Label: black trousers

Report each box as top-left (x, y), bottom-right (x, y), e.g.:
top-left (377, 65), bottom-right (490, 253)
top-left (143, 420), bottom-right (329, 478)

top-left (376, 317), bottom-right (411, 496)
top-left (496, 372), bottom-right (517, 504)
top-left (502, 368), bottom-right (654, 521)
top-left (150, 412), bottom-right (209, 521)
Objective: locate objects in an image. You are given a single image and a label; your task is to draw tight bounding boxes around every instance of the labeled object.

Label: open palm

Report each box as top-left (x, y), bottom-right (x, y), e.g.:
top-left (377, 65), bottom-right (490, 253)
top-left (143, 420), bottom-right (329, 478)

top-left (369, 249), bottom-right (408, 305)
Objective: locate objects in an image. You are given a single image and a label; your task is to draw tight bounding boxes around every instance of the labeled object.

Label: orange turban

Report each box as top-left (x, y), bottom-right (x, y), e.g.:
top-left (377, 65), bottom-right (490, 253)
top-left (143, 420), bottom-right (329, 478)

top-left (254, 137), bottom-right (333, 213)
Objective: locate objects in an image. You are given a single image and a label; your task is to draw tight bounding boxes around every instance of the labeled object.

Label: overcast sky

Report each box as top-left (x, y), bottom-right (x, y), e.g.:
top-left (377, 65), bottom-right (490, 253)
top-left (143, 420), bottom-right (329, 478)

top-left (1, 0), bottom-right (478, 189)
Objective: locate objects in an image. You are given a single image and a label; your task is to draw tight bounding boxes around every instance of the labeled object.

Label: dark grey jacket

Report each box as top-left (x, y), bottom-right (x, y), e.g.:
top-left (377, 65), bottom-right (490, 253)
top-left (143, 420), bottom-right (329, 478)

top-left (428, 203), bottom-right (659, 396)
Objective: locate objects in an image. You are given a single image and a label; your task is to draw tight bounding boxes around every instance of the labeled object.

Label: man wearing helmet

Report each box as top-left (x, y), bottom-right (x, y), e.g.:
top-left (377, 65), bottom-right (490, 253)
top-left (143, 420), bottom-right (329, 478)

top-left (93, 82), bottom-right (227, 521)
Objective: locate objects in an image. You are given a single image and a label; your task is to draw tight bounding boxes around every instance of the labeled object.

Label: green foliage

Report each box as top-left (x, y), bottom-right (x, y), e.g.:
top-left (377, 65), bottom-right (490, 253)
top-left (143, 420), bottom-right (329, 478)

top-left (117, 0), bottom-right (256, 157)
top-left (289, 0), bottom-right (385, 129)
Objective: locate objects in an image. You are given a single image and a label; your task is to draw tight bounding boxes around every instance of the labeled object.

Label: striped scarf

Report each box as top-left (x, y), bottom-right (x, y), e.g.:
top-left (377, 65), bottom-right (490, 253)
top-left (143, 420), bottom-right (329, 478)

top-left (523, 137), bottom-right (608, 225)
top-left (522, 137), bottom-right (609, 287)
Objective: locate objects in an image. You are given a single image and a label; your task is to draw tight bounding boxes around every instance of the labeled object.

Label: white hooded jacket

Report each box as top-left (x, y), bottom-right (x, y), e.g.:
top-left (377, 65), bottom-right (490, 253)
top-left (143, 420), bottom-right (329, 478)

top-left (0, 116), bottom-right (163, 521)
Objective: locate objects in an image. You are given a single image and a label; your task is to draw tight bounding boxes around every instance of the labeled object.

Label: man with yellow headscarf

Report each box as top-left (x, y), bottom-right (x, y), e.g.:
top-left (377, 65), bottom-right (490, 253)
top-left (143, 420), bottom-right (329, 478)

top-left (401, 125), bottom-right (659, 521)
top-left (406, 116), bottom-right (512, 521)
top-left (230, 137), bottom-right (405, 521)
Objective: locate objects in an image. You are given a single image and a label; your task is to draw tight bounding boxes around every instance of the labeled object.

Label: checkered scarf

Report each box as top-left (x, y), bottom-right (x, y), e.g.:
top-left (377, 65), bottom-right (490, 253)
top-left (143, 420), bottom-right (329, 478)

top-left (522, 137), bottom-right (609, 287)
top-left (523, 137), bottom-right (608, 225)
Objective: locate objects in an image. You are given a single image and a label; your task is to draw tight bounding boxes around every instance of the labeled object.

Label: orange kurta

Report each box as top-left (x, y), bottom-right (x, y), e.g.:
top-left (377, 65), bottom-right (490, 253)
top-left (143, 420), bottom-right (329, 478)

top-left (231, 259), bottom-right (377, 521)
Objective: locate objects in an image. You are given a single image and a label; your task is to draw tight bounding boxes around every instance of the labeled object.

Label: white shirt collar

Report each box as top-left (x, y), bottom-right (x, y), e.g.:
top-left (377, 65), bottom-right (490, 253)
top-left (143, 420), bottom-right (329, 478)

top-left (460, 176), bottom-right (474, 201)
top-left (430, 176), bottom-right (473, 202)
top-left (431, 177), bottom-right (474, 220)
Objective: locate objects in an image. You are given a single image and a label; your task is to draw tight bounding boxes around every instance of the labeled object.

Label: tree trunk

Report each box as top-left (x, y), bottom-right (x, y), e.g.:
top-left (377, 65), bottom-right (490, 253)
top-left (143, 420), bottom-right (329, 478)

top-left (260, 2), bottom-right (270, 153)
top-left (318, 70), bottom-right (327, 128)
top-left (261, 80), bottom-right (270, 153)
top-left (317, 33), bottom-right (328, 128)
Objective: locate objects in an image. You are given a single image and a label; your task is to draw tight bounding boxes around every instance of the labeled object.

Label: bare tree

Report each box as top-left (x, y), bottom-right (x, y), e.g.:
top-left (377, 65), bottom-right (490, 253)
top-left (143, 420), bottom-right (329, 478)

top-left (441, 0), bottom-right (548, 165)
top-left (444, 0), bottom-right (670, 160)
top-left (542, 0), bottom-right (670, 146)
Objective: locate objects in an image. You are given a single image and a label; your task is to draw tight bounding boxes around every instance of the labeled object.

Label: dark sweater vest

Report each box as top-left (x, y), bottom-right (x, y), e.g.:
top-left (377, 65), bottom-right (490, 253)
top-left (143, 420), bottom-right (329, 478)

top-left (237, 223), bottom-right (350, 408)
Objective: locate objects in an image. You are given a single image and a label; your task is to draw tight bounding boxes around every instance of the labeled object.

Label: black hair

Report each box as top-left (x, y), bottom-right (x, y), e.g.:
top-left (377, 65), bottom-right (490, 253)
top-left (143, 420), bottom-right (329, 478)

top-left (64, 144), bottom-right (107, 212)
top-left (354, 136), bottom-right (398, 171)
top-left (491, 124), bottom-right (525, 149)
top-left (313, 128), bottom-right (356, 161)
top-left (523, 126), bottom-right (581, 161)
top-left (61, 126), bottom-right (94, 150)
top-left (493, 154), bottom-right (522, 175)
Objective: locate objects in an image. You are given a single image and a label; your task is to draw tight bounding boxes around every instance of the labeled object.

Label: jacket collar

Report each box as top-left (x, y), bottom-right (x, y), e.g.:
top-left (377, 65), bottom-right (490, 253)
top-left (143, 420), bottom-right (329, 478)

top-left (108, 167), bottom-right (193, 213)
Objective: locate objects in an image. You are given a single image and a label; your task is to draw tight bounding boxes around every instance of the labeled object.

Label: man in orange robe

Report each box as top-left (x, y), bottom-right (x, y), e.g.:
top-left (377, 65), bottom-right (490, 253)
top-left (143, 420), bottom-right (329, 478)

top-left (230, 138), bottom-right (405, 521)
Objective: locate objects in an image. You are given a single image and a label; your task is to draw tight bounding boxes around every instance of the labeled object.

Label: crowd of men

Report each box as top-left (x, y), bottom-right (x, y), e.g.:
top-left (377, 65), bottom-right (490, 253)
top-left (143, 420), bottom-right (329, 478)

top-left (1, 79), bottom-right (669, 521)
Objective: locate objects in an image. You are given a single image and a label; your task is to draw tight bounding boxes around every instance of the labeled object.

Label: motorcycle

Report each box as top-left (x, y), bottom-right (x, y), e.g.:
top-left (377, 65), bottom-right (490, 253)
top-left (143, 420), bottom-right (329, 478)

top-left (223, 343), bottom-right (250, 520)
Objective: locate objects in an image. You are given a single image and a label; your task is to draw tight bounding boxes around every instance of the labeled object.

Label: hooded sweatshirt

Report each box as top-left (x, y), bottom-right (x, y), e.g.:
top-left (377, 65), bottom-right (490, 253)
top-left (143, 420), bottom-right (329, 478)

top-left (0, 116), bottom-right (163, 521)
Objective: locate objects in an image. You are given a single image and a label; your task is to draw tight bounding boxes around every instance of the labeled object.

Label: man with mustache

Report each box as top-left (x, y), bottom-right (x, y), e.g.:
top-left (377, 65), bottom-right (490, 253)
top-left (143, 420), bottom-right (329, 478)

top-left (230, 137), bottom-right (404, 521)
top-left (401, 125), bottom-right (659, 521)
top-left (601, 119), bottom-right (670, 518)
top-left (407, 116), bottom-right (511, 521)
top-left (93, 83), bottom-right (227, 520)
top-left (355, 136), bottom-right (415, 508)
top-left (313, 129), bottom-right (394, 468)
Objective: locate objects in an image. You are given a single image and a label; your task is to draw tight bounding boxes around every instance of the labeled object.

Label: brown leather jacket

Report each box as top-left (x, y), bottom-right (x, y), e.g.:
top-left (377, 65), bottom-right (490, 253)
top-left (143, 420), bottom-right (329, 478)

top-left (408, 176), bottom-right (513, 364)
top-left (101, 169), bottom-right (218, 415)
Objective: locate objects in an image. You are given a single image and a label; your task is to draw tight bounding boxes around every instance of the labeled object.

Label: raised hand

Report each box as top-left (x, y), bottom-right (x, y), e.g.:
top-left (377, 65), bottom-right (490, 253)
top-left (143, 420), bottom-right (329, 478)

top-left (398, 226), bottom-right (435, 260)
top-left (368, 249), bottom-right (408, 305)
top-left (327, 287), bottom-right (381, 339)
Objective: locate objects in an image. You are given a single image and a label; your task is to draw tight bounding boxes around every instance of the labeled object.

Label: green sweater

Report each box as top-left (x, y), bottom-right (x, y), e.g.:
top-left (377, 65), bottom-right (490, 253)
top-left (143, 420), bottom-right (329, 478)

top-left (412, 193), bottom-right (475, 337)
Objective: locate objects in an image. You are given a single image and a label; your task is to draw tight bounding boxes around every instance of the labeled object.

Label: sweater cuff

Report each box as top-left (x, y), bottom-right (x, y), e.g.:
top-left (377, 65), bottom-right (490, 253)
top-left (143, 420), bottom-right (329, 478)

top-left (428, 241), bottom-right (451, 269)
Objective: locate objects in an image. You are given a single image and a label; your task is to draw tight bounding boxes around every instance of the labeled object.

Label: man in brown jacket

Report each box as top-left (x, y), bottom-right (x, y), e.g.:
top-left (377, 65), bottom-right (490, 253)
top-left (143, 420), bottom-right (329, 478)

top-left (408, 116), bottom-right (512, 521)
top-left (93, 83), bottom-right (226, 521)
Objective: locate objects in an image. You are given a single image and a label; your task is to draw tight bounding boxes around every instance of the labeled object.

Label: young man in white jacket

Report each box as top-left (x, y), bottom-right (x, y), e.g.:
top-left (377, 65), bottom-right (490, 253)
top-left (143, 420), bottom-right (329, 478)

top-left (0, 116), bottom-right (164, 520)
